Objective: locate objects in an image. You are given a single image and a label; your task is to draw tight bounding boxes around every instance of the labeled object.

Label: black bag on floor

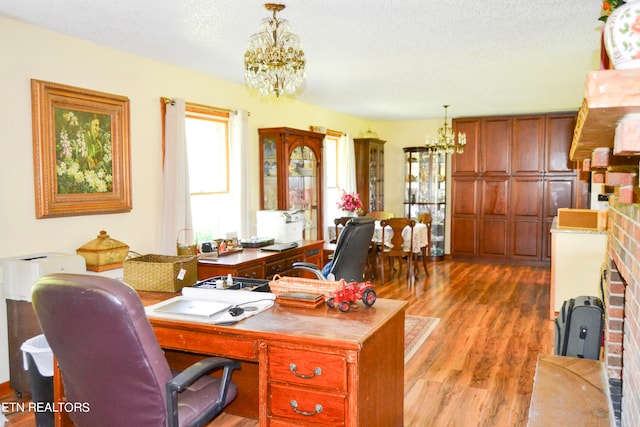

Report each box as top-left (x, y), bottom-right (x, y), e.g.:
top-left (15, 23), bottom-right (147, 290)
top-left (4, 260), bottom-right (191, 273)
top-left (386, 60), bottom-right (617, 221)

top-left (554, 296), bottom-right (604, 360)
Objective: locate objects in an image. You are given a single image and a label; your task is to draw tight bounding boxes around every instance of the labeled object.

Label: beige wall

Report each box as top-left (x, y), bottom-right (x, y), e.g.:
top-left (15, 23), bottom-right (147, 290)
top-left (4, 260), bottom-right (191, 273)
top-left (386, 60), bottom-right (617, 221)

top-left (0, 15), bottom-right (374, 260)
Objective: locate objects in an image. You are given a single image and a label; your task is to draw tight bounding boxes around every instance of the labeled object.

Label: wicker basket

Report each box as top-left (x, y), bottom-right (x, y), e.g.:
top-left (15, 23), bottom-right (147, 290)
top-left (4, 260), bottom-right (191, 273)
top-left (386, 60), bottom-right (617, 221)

top-left (268, 274), bottom-right (345, 298)
top-left (123, 254), bottom-right (197, 292)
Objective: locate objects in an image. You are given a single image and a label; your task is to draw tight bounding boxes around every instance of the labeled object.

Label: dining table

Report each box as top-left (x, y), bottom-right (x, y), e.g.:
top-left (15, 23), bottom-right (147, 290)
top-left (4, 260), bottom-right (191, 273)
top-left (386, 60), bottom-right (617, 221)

top-left (371, 220), bottom-right (429, 252)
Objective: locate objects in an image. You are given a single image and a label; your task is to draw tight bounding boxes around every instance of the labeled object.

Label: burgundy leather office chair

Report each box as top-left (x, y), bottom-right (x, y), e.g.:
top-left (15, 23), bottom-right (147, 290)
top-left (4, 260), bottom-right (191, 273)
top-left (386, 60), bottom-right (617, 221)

top-left (31, 273), bottom-right (240, 427)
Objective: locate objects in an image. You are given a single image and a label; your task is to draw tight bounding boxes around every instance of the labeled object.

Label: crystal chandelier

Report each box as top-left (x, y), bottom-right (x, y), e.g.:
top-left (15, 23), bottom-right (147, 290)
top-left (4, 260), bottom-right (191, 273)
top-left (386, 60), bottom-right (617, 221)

top-left (425, 105), bottom-right (466, 154)
top-left (244, 3), bottom-right (306, 97)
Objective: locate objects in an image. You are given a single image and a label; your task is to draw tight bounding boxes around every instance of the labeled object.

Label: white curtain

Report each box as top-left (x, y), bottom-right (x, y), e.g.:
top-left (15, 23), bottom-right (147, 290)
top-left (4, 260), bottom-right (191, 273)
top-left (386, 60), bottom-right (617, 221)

top-left (338, 132), bottom-right (357, 193)
top-left (229, 110), bottom-right (250, 237)
top-left (160, 99), bottom-right (193, 255)
top-left (323, 132), bottom-right (357, 238)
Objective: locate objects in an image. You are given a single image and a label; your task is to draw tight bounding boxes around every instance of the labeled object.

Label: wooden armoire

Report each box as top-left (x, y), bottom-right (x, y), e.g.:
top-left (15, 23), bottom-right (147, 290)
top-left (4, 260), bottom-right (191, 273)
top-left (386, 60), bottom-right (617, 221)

top-left (450, 112), bottom-right (581, 263)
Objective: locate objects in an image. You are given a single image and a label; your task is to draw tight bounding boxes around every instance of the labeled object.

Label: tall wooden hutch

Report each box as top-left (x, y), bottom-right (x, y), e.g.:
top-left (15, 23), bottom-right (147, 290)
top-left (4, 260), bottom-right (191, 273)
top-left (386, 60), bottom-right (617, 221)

top-left (259, 127), bottom-right (324, 240)
top-left (354, 137), bottom-right (386, 213)
top-left (450, 112), bottom-right (579, 263)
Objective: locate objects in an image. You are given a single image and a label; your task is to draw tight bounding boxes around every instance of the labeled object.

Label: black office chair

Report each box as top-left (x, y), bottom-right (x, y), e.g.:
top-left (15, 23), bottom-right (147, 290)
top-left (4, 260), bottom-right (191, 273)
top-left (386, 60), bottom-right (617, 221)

top-left (31, 273), bottom-right (240, 427)
top-left (293, 216), bottom-right (375, 282)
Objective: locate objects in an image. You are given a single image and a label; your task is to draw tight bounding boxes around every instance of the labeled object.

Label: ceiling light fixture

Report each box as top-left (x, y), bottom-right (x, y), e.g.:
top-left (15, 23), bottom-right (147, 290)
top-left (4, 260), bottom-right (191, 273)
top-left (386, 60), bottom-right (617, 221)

top-left (244, 3), bottom-right (306, 97)
top-left (425, 105), bottom-right (466, 154)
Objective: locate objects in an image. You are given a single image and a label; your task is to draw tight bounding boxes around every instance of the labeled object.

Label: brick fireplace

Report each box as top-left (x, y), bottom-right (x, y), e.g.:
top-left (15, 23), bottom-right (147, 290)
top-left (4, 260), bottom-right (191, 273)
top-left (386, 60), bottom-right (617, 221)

top-left (604, 202), bottom-right (640, 427)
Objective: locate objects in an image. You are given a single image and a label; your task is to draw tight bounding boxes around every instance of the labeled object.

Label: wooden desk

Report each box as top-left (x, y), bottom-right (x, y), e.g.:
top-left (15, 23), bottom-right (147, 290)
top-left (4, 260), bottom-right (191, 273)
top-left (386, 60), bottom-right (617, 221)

top-left (54, 292), bottom-right (407, 427)
top-left (198, 240), bottom-right (324, 280)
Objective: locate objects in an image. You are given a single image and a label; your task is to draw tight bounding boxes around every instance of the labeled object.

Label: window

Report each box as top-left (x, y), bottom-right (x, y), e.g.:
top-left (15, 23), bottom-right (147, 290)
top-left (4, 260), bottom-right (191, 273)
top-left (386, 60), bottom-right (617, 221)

top-left (185, 110), bottom-right (229, 194)
top-left (183, 104), bottom-right (233, 242)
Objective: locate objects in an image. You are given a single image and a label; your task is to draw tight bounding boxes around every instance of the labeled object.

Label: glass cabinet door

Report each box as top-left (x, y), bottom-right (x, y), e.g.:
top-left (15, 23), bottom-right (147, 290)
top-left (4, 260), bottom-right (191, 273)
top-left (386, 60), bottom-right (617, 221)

top-left (404, 147), bottom-right (446, 258)
top-left (262, 137), bottom-right (278, 210)
top-left (288, 144), bottom-right (318, 240)
top-left (369, 144), bottom-right (385, 212)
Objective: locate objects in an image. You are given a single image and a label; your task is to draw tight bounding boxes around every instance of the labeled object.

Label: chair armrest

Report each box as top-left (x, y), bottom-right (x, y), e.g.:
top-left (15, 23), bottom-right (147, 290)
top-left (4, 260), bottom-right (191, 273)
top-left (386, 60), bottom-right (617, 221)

top-left (167, 357), bottom-right (240, 427)
top-left (169, 357), bottom-right (240, 392)
top-left (291, 262), bottom-right (326, 280)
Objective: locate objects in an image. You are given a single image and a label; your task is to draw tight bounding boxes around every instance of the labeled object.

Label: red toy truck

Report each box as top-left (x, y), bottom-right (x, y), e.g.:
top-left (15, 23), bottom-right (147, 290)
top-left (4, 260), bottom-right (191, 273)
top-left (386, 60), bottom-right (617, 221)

top-left (325, 281), bottom-right (376, 312)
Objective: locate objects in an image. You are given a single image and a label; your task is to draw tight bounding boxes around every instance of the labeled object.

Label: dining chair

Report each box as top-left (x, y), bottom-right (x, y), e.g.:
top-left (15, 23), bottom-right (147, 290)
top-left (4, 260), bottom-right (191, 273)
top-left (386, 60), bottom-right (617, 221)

top-left (416, 212), bottom-right (433, 276)
top-left (31, 273), bottom-right (240, 427)
top-left (366, 211), bottom-right (395, 220)
top-left (379, 218), bottom-right (416, 284)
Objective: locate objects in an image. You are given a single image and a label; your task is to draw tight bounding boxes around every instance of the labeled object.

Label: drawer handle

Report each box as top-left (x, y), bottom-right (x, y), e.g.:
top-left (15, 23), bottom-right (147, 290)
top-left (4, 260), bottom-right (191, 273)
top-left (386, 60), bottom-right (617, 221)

top-left (290, 400), bottom-right (323, 416)
top-left (289, 363), bottom-right (322, 379)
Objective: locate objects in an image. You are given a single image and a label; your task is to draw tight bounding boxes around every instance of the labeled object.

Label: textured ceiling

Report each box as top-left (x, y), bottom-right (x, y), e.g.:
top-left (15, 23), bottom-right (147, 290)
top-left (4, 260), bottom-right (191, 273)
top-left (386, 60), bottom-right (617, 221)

top-left (0, 0), bottom-right (604, 120)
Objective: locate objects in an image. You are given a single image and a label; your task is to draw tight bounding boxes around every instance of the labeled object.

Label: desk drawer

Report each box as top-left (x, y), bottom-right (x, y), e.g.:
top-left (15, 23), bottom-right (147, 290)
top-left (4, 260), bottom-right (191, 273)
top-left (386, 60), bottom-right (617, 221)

top-left (235, 264), bottom-right (265, 279)
top-left (266, 254), bottom-right (305, 277)
top-left (265, 259), bottom-right (288, 277)
top-left (154, 327), bottom-right (258, 361)
top-left (268, 346), bottom-right (346, 390)
top-left (268, 383), bottom-right (345, 426)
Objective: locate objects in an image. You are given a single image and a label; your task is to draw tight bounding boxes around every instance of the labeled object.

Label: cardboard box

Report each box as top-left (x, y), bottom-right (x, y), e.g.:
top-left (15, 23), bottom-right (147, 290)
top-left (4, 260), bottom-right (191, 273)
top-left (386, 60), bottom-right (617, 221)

top-left (557, 208), bottom-right (607, 231)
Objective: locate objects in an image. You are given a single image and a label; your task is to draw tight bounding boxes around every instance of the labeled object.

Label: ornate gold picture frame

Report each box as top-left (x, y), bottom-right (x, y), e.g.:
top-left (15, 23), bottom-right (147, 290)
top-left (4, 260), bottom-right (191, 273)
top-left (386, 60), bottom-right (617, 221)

top-left (31, 79), bottom-right (132, 218)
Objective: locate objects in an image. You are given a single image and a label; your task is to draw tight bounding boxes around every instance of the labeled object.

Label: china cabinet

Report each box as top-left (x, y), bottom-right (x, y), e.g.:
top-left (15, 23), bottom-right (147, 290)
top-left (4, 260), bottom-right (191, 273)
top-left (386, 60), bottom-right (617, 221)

top-left (354, 137), bottom-right (386, 213)
top-left (259, 127), bottom-right (324, 240)
top-left (403, 147), bottom-right (446, 258)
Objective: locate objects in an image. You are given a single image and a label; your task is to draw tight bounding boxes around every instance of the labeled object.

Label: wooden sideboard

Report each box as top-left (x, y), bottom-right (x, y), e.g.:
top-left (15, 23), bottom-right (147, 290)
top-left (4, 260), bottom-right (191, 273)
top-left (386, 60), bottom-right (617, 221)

top-left (197, 240), bottom-right (324, 280)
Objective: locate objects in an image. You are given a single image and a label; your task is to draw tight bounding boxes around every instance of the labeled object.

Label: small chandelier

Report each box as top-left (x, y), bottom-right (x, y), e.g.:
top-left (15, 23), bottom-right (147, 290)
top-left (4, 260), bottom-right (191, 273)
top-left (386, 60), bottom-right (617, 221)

top-left (425, 105), bottom-right (466, 154)
top-left (244, 3), bottom-right (306, 97)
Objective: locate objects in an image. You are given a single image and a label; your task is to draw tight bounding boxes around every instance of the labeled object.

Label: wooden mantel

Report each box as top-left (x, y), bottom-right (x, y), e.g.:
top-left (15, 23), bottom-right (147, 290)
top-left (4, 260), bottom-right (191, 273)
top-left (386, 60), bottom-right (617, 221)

top-left (570, 69), bottom-right (640, 161)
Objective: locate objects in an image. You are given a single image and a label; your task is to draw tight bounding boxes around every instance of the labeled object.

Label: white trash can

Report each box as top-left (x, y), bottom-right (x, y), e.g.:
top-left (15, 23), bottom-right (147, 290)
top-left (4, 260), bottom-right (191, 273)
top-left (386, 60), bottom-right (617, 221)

top-left (20, 334), bottom-right (53, 427)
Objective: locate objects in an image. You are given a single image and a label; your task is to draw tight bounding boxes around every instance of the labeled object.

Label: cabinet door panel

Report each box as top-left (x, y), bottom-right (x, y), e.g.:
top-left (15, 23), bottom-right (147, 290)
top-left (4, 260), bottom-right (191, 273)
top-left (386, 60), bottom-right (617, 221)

top-left (512, 178), bottom-right (542, 217)
top-left (482, 117), bottom-right (511, 174)
top-left (481, 179), bottom-right (508, 216)
top-left (544, 178), bottom-right (575, 218)
top-left (512, 116), bottom-right (544, 175)
top-left (480, 219), bottom-right (507, 257)
top-left (452, 179), bottom-right (478, 215)
top-left (451, 119), bottom-right (480, 176)
top-left (512, 220), bottom-right (541, 259)
top-left (546, 114), bottom-right (576, 173)
top-left (451, 217), bottom-right (477, 256)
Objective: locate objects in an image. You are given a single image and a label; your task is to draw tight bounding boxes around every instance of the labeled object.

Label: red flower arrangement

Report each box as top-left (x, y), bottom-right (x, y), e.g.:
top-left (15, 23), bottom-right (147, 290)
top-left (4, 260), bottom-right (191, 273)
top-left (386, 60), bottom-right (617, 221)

top-left (337, 191), bottom-right (363, 214)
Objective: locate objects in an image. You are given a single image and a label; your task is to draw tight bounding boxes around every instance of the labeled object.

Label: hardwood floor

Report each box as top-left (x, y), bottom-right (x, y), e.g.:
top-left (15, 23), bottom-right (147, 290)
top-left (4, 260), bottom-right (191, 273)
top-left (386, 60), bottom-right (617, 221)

top-left (1, 259), bottom-right (553, 426)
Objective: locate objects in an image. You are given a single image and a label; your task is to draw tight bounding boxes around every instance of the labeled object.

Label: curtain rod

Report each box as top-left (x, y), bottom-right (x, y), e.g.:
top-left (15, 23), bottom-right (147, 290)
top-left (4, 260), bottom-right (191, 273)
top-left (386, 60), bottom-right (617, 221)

top-left (161, 97), bottom-right (249, 116)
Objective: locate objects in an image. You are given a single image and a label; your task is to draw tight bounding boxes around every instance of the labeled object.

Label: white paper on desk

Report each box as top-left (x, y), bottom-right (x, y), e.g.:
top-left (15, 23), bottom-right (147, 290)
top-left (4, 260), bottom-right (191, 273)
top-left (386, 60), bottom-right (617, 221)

top-left (145, 288), bottom-right (275, 324)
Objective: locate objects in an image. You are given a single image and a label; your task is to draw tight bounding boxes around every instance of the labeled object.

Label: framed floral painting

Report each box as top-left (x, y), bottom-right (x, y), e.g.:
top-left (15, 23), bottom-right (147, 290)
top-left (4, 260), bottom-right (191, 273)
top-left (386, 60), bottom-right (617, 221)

top-left (31, 80), bottom-right (132, 218)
